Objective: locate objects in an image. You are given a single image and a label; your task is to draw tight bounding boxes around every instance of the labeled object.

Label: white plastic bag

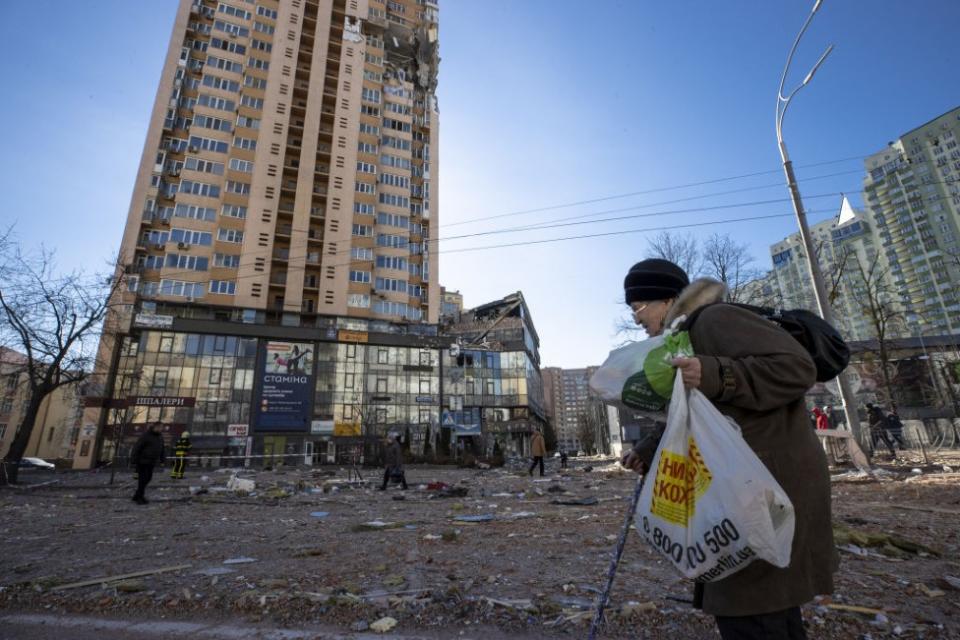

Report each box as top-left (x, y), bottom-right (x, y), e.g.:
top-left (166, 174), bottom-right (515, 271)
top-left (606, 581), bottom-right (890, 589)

top-left (635, 372), bottom-right (795, 582)
top-left (589, 324), bottom-right (693, 415)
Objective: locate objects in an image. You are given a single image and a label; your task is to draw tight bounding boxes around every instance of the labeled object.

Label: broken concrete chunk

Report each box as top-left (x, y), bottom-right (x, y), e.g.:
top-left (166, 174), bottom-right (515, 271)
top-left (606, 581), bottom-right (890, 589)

top-left (370, 616), bottom-right (398, 633)
top-left (223, 557), bottom-right (257, 565)
top-left (226, 476), bottom-right (256, 493)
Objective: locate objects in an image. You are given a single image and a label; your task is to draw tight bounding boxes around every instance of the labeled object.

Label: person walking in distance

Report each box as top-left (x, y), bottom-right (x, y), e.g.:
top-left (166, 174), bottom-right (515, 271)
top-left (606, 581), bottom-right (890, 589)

top-left (170, 431), bottom-right (192, 479)
top-left (528, 427), bottom-right (546, 477)
top-left (618, 258), bottom-right (836, 640)
top-left (131, 423), bottom-right (165, 505)
top-left (379, 432), bottom-right (408, 490)
top-left (885, 408), bottom-right (907, 450)
top-left (866, 403), bottom-right (896, 458)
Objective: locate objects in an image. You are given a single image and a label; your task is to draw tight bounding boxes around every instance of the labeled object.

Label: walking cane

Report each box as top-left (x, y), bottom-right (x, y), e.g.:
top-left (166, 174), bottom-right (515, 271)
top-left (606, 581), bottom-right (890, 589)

top-left (588, 474), bottom-right (646, 640)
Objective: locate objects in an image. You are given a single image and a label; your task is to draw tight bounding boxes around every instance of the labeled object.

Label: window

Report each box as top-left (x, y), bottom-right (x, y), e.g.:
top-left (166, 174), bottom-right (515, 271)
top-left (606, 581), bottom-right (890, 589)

top-left (361, 88), bottom-right (381, 103)
top-left (376, 212), bottom-right (408, 228)
top-left (378, 193), bottom-right (409, 208)
top-left (221, 204), bottom-right (247, 218)
top-left (197, 93), bottom-right (236, 111)
top-left (375, 277), bottom-right (407, 292)
top-left (165, 253), bottom-right (209, 271)
top-left (244, 75), bottom-right (268, 90)
top-left (379, 173), bottom-right (410, 188)
top-left (385, 101), bottom-right (410, 115)
top-left (347, 293), bottom-right (370, 308)
top-left (359, 122), bottom-right (380, 136)
top-left (225, 180), bottom-right (250, 194)
top-left (376, 233), bottom-right (408, 248)
top-left (351, 247), bottom-right (374, 260)
top-left (159, 279), bottom-right (205, 298)
top-left (240, 94), bottom-right (264, 109)
top-left (185, 157), bottom-right (225, 175)
top-left (209, 279), bottom-right (237, 294)
top-left (357, 161), bottom-right (377, 174)
top-left (346, 344), bottom-right (356, 359)
top-left (376, 255), bottom-right (407, 270)
top-left (201, 74), bottom-right (241, 93)
top-left (352, 224), bottom-right (373, 236)
top-left (355, 182), bottom-right (375, 194)
top-left (357, 141), bottom-right (378, 154)
top-left (179, 180), bottom-right (221, 198)
top-left (253, 20), bottom-right (275, 34)
top-left (419, 351), bottom-right (431, 366)
top-left (170, 228), bottom-right (214, 246)
top-left (5, 374), bottom-right (17, 390)
top-left (354, 203), bottom-right (375, 215)
top-left (218, 4), bottom-right (252, 20)
top-left (206, 54), bottom-right (243, 73)
top-left (419, 378), bottom-right (430, 394)
top-left (349, 270), bottom-right (370, 283)
top-left (377, 349), bottom-right (388, 364)
top-left (236, 115), bottom-right (260, 129)
top-left (213, 19), bottom-right (249, 38)
top-left (174, 203), bottom-right (217, 221)
top-left (256, 5), bottom-right (278, 18)
top-left (229, 158), bottom-right (254, 172)
top-left (189, 135), bottom-right (229, 154)
top-left (218, 228), bottom-right (244, 243)
top-left (381, 154), bottom-right (411, 170)
top-left (360, 105), bottom-right (381, 117)
top-left (214, 253), bottom-right (241, 268)
top-left (382, 135), bottom-right (410, 151)
top-left (247, 57), bottom-right (269, 71)
top-left (194, 114), bottom-right (232, 132)
top-left (233, 136), bottom-right (257, 150)
top-left (210, 37), bottom-right (246, 55)
top-left (251, 38), bottom-right (272, 52)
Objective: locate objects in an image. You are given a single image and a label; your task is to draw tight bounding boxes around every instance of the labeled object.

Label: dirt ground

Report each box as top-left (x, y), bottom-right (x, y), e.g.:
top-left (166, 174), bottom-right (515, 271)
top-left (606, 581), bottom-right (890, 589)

top-left (2, 453), bottom-right (960, 639)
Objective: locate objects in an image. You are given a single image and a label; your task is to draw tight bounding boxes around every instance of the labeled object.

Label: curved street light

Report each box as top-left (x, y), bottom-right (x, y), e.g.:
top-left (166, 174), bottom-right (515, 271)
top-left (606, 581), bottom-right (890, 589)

top-left (775, 1), bottom-right (864, 444)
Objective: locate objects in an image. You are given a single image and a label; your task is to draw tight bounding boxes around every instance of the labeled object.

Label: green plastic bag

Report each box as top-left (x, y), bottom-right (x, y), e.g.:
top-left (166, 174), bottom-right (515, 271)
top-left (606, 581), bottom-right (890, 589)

top-left (590, 330), bottom-right (693, 413)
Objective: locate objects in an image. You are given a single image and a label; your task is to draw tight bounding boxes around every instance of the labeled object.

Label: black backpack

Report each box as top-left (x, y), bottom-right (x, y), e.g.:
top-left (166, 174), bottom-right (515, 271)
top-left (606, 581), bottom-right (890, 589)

top-left (681, 303), bottom-right (850, 382)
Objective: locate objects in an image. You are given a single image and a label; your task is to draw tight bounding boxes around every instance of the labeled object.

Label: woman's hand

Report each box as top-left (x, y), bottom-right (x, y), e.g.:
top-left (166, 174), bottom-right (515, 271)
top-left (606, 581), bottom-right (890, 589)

top-left (672, 356), bottom-right (702, 389)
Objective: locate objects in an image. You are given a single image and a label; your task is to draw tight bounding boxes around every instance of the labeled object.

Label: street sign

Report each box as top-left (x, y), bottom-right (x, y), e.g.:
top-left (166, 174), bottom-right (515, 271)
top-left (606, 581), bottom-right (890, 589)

top-left (227, 424), bottom-right (249, 437)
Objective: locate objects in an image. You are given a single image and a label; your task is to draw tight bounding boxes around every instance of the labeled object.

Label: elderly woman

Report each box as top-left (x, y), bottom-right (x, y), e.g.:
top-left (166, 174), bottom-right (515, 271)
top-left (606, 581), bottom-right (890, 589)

top-left (619, 258), bottom-right (837, 640)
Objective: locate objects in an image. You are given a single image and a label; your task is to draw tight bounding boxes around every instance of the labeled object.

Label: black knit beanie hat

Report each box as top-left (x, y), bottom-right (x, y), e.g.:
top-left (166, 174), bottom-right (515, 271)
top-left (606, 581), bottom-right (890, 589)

top-left (623, 259), bottom-right (689, 305)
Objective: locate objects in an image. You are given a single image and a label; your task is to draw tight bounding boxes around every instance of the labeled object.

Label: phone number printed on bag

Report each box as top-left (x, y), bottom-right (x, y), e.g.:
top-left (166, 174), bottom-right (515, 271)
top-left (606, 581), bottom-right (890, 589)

top-left (649, 437), bottom-right (713, 526)
top-left (643, 515), bottom-right (753, 575)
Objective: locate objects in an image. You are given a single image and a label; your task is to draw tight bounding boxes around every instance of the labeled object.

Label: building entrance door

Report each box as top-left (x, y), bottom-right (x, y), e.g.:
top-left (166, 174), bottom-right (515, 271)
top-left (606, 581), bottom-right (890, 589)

top-left (303, 441), bottom-right (314, 466)
top-left (262, 436), bottom-right (286, 467)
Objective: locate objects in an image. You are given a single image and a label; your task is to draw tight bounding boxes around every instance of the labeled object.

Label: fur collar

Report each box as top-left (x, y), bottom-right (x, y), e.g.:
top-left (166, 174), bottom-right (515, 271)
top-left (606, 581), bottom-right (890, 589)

top-left (664, 278), bottom-right (728, 327)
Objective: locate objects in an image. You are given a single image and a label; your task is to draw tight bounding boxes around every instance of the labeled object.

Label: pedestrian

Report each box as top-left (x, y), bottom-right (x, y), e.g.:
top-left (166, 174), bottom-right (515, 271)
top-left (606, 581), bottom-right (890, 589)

top-left (379, 432), bottom-right (408, 490)
top-left (170, 430), bottom-right (192, 479)
top-left (559, 448), bottom-right (569, 469)
top-left (131, 423), bottom-right (165, 505)
top-left (866, 403), bottom-right (896, 458)
top-left (812, 406), bottom-right (829, 430)
top-left (618, 258), bottom-right (837, 640)
top-left (528, 427), bottom-right (546, 477)
top-left (821, 406), bottom-right (834, 429)
top-left (885, 408), bottom-right (907, 450)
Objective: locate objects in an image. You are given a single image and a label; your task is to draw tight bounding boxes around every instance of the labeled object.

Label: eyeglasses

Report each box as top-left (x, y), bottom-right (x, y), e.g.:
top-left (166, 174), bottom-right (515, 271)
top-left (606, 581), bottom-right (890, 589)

top-left (630, 302), bottom-right (650, 315)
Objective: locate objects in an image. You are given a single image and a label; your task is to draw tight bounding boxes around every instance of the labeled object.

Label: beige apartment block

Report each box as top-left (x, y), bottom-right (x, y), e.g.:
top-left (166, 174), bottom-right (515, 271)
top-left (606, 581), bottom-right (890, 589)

top-left (73, 0), bottom-right (441, 469)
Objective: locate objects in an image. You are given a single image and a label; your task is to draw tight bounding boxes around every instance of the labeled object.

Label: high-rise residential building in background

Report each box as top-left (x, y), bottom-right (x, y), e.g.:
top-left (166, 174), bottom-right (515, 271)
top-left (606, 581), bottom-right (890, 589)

top-left (541, 367), bottom-right (596, 453)
top-left (75, 0), bottom-right (442, 469)
top-left (764, 106), bottom-right (960, 342)
top-left (126, 0), bottom-right (439, 322)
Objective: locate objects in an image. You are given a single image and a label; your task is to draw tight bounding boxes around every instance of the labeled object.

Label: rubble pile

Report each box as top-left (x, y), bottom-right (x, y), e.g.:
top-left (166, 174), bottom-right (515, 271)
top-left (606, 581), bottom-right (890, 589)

top-left (1, 456), bottom-right (959, 638)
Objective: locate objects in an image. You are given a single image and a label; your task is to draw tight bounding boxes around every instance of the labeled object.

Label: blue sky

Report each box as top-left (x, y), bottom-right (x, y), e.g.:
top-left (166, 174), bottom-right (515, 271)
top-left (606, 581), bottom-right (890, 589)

top-left (1, 1), bottom-right (958, 368)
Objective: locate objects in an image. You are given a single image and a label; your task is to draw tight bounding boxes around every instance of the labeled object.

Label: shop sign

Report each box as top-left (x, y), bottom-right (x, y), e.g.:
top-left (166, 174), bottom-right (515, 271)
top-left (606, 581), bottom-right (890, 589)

top-left (227, 424), bottom-right (249, 437)
top-left (415, 395), bottom-right (434, 403)
top-left (254, 341), bottom-right (315, 432)
top-left (133, 313), bottom-right (174, 329)
top-left (128, 396), bottom-right (195, 407)
top-left (311, 420), bottom-right (334, 435)
top-left (338, 330), bottom-right (369, 343)
top-left (334, 421), bottom-right (361, 436)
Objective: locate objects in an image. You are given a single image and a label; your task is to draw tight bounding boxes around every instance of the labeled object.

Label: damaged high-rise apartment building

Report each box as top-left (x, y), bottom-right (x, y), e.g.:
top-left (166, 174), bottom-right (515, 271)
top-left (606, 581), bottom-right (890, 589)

top-left (76, 0), bottom-right (445, 469)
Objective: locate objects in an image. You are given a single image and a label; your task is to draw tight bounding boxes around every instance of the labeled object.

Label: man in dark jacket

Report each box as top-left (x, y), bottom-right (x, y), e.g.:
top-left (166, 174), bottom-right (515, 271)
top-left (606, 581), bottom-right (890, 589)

top-left (867, 403), bottom-right (896, 458)
top-left (131, 423), bottom-right (165, 504)
top-left (379, 432), bottom-right (408, 490)
top-left (885, 409), bottom-right (906, 449)
top-left (619, 259), bottom-right (836, 640)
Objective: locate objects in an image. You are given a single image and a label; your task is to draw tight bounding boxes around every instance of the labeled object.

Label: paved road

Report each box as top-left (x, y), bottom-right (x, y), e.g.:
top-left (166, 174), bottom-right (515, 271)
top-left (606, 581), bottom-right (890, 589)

top-left (0, 612), bottom-right (444, 640)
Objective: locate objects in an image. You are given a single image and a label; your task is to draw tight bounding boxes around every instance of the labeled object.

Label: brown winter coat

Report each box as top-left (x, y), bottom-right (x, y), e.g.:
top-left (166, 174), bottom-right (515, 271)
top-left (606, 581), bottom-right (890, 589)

top-left (664, 278), bottom-right (838, 617)
top-left (530, 432), bottom-right (546, 457)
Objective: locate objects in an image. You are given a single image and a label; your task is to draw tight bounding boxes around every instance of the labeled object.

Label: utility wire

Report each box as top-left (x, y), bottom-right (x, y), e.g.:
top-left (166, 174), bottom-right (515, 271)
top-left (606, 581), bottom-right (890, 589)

top-left (439, 153), bottom-right (870, 228)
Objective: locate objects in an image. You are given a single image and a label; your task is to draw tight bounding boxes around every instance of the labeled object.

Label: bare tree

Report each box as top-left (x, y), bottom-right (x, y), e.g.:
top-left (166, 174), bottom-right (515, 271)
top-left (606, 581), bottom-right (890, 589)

top-left (645, 231), bottom-right (703, 277)
top-left (702, 233), bottom-right (764, 304)
top-left (845, 252), bottom-right (904, 410)
top-left (0, 239), bottom-right (124, 484)
top-left (576, 412), bottom-right (597, 456)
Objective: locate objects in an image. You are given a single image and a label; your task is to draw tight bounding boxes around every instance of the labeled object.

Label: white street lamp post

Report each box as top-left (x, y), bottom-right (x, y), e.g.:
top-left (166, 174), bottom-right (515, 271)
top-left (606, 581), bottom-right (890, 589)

top-left (776, 0), bottom-right (863, 443)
